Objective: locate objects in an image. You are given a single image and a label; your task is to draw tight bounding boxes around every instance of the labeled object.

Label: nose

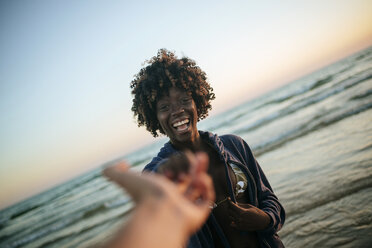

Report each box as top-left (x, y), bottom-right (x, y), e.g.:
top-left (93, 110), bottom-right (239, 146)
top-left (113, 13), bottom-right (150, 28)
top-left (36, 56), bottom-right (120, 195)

top-left (171, 102), bottom-right (184, 116)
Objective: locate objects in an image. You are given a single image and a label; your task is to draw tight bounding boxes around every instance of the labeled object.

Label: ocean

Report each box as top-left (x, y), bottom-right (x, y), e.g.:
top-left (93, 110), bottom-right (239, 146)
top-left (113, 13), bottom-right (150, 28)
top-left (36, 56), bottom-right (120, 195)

top-left (1, 47), bottom-right (371, 248)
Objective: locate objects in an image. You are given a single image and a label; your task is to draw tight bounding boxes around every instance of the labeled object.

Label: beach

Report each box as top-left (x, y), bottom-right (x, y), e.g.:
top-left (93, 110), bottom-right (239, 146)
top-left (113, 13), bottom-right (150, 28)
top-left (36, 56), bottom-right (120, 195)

top-left (0, 46), bottom-right (371, 248)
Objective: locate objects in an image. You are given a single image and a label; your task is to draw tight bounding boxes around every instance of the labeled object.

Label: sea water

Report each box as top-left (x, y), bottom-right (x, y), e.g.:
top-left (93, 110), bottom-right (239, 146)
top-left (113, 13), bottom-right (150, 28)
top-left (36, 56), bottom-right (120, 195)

top-left (0, 47), bottom-right (371, 248)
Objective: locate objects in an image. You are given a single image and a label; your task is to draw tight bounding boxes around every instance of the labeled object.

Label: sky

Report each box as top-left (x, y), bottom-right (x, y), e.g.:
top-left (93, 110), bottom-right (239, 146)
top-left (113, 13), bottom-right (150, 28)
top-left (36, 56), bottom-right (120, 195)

top-left (0, 0), bottom-right (371, 210)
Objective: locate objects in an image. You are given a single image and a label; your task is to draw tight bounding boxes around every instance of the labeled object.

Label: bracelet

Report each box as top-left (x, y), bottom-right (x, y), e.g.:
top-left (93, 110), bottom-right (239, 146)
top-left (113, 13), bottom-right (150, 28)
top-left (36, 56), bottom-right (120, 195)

top-left (209, 197), bottom-right (229, 209)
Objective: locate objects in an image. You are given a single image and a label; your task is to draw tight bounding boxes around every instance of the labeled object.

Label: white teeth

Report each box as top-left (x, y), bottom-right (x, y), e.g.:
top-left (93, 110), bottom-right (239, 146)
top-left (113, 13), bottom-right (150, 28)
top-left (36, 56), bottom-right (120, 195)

top-left (173, 119), bottom-right (189, 128)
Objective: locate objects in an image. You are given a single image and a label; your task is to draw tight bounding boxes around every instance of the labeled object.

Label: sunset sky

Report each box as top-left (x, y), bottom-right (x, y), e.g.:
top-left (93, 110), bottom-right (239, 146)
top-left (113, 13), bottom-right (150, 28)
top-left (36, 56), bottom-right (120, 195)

top-left (1, 0), bottom-right (371, 209)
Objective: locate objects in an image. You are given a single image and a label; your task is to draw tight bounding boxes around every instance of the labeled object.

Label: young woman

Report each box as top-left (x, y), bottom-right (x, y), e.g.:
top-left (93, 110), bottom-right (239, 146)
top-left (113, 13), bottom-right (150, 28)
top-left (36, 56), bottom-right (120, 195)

top-left (130, 49), bottom-right (285, 248)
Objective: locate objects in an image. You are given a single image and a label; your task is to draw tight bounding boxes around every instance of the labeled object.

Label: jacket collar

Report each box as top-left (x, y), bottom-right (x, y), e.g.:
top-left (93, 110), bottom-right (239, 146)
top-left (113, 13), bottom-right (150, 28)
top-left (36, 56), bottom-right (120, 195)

top-left (158, 130), bottom-right (239, 164)
top-left (200, 131), bottom-right (244, 165)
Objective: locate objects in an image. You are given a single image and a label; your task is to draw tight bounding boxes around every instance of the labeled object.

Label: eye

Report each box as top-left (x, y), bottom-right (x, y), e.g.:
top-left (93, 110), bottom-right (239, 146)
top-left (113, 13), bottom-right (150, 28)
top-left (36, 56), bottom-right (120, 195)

top-left (181, 97), bottom-right (192, 104)
top-left (158, 104), bottom-right (169, 112)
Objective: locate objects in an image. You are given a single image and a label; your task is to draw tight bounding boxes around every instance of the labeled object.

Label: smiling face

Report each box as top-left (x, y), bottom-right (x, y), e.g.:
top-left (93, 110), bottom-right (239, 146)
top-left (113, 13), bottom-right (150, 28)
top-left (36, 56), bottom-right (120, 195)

top-left (156, 87), bottom-right (200, 149)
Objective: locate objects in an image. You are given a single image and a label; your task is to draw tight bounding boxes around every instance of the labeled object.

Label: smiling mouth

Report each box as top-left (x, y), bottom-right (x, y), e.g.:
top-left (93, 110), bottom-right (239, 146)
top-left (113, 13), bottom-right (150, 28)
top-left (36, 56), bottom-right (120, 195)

top-left (172, 118), bottom-right (190, 132)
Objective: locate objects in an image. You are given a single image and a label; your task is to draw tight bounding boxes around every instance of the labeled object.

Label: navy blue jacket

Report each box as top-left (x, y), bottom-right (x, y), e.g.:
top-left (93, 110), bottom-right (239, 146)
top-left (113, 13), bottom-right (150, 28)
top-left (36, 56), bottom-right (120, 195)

top-left (143, 131), bottom-right (285, 248)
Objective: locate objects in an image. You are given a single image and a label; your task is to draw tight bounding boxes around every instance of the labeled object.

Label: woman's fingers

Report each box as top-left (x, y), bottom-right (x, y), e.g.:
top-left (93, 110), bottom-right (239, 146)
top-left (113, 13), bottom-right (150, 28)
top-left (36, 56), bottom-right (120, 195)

top-left (227, 198), bottom-right (246, 228)
top-left (237, 202), bottom-right (253, 209)
top-left (227, 197), bottom-right (242, 212)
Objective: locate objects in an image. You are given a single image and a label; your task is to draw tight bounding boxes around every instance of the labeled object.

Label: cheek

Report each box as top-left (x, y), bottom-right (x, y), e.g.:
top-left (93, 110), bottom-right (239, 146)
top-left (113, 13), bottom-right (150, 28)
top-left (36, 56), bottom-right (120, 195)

top-left (157, 113), bottom-right (168, 130)
top-left (157, 115), bottom-right (164, 126)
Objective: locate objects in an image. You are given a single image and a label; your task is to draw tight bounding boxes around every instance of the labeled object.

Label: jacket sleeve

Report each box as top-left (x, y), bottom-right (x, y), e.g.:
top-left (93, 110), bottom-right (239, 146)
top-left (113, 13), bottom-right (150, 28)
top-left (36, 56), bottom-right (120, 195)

top-left (253, 157), bottom-right (285, 235)
top-left (142, 145), bottom-right (172, 173)
top-left (232, 135), bottom-right (285, 235)
top-left (143, 156), bottom-right (163, 172)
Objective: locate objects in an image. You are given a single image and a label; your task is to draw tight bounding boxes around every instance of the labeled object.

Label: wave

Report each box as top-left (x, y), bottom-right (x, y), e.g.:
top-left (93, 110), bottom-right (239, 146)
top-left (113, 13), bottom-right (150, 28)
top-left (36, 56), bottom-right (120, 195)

top-left (104, 198), bottom-right (131, 209)
top-left (354, 48), bottom-right (372, 62)
top-left (309, 75), bottom-right (333, 90)
top-left (9, 204), bottom-right (42, 221)
top-left (205, 61), bottom-right (370, 135)
top-left (0, 198), bottom-right (133, 248)
top-left (35, 208), bottom-right (132, 248)
top-left (253, 67), bottom-right (348, 111)
top-left (0, 216), bottom-right (10, 230)
top-left (350, 89), bottom-right (372, 101)
top-left (1, 211), bottom-right (83, 248)
top-left (259, 94), bottom-right (297, 108)
top-left (82, 205), bottom-right (108, 219)
top-left (80, 197), bottom-right (132, 220)
top-left (285, 172), bottom-right (372, 217)
top-left (254, 73), bottom-right (336, 111)
top-left (0, 168), bottom-right (104, 230)
top-left (253, 101), bottom-right (372, 156)
top-left (235, 69), bottom-right (372, 138)
top-left (359, 143), bottom-right (372, 153)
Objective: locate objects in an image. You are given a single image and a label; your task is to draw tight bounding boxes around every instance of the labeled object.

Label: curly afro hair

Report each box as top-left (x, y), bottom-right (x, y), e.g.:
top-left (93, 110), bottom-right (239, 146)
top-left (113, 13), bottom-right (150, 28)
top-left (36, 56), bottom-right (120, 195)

top-left (130, 49), bottom-right (215, 137)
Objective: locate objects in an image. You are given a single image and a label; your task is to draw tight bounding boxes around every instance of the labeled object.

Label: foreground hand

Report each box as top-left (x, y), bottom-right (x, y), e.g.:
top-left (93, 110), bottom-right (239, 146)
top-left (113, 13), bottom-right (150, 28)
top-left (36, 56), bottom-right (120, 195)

top-left (103, 152), bottom-right (215, 236)
top-left (227, 198), bottom-right (271, 231)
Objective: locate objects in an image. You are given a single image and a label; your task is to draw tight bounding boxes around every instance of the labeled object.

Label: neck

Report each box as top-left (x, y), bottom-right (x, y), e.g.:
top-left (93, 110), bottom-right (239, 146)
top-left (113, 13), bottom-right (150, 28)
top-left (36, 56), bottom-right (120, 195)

top-left (171, 134), bottom-right (202, 152)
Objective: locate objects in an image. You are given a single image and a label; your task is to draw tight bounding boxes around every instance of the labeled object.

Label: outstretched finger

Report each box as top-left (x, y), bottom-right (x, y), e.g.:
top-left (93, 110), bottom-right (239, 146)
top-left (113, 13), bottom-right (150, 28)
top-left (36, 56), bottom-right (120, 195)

top-left (103, 162), bottom-right (164, 203)
top-left (103, 162), bottom-right (130, 179)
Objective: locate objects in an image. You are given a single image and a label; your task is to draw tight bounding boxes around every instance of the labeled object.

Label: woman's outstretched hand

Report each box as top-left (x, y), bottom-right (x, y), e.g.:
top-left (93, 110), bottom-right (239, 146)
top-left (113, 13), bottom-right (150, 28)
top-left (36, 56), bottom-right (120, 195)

top-left (101, 152), bottom-right (215, 248)
top-left (227, 198), bottom-right (271, 231)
